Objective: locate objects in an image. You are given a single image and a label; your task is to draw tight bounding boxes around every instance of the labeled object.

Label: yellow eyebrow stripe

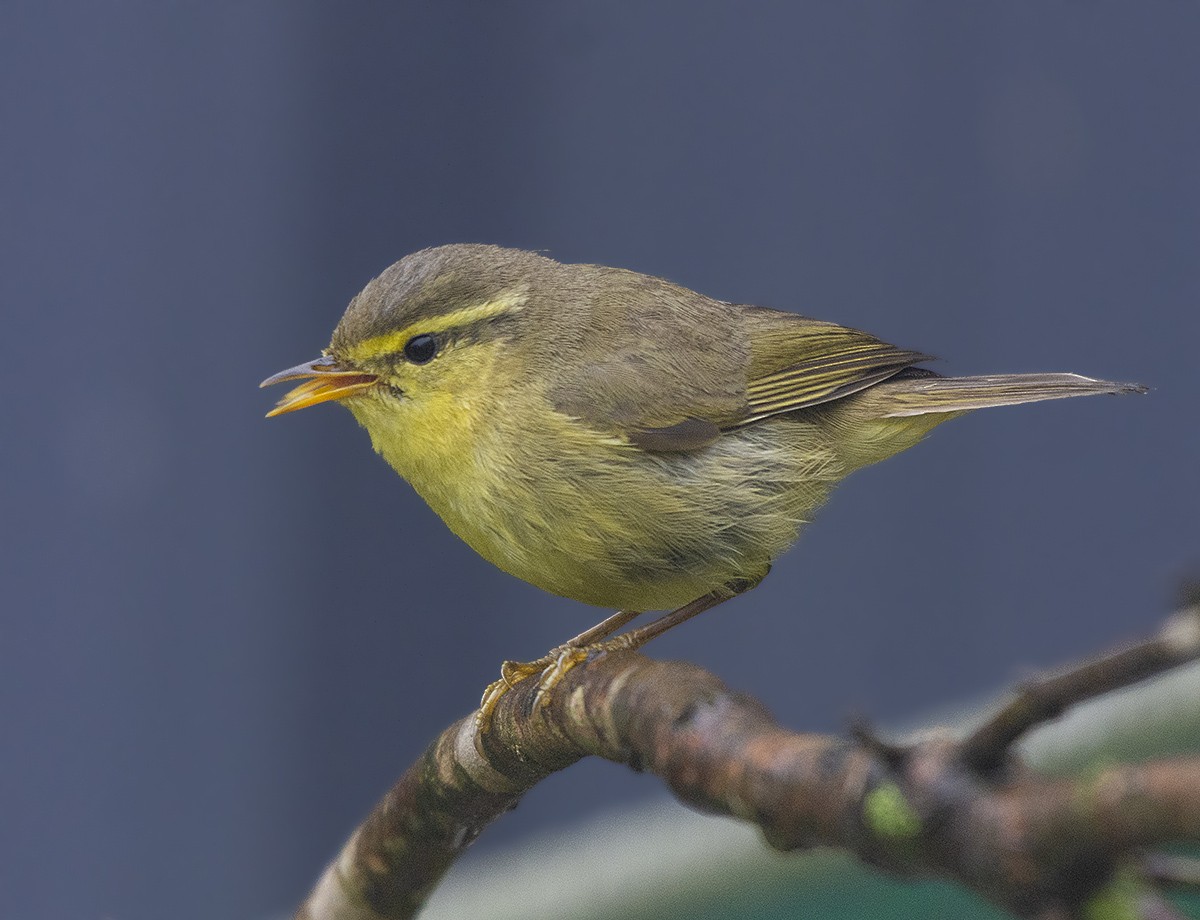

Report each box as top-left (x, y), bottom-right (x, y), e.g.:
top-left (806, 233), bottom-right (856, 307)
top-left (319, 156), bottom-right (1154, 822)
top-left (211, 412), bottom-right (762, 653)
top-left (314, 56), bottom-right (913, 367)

top-left (344, 290), bottom-right (528, 362)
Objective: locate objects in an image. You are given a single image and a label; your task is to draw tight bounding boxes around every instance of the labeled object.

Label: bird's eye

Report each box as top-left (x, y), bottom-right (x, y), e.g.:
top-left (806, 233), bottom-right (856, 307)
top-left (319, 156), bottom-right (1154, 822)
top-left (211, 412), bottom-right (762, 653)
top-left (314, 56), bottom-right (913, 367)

top-left (403, 333), bottom-right (438, 364)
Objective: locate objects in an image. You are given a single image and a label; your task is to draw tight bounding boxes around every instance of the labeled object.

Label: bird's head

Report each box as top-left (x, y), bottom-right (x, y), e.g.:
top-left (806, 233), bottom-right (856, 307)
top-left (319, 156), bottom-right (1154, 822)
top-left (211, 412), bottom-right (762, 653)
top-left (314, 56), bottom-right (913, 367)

top-left (262, 244), bottom-right (549, 431)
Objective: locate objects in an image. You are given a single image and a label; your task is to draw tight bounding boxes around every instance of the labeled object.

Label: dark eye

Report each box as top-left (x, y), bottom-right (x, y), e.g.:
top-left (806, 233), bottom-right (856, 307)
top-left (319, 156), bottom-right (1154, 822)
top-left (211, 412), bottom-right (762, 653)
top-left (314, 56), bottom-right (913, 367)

top-left (403, 333), bottom-right (438, 364)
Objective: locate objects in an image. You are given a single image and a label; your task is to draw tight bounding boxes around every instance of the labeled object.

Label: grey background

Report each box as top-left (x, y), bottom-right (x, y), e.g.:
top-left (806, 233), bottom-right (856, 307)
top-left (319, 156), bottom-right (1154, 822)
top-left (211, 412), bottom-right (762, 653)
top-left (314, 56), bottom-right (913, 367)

top-left (2, 3), bottom-right (1197, 919)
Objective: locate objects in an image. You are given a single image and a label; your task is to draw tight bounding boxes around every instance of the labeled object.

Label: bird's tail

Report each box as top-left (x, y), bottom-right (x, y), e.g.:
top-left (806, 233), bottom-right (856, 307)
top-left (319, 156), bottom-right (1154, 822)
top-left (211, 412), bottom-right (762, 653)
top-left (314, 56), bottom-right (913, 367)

top-left (870, 372), bottom-right (1147, 418)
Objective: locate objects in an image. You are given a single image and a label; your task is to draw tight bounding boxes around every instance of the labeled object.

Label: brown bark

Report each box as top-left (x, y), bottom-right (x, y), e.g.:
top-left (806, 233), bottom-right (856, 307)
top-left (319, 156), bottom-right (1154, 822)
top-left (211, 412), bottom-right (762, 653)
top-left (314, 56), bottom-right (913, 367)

top-left (296, 605), bottom-right (1200, 920)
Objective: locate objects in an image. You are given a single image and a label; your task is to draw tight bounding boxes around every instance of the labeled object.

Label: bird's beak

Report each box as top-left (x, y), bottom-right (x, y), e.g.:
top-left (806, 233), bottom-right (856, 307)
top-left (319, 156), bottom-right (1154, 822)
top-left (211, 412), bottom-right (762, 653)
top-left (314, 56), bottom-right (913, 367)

top-left (260, 356), bottom-right (380, 417)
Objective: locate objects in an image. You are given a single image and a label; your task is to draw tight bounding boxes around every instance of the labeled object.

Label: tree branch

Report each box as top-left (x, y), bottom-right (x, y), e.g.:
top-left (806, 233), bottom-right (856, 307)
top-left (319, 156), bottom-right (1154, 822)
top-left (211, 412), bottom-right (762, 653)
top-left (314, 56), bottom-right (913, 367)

top-left (960, 607), bottom-right (1200, 773)
top-left (296, 601), bottom-right (1200, 920)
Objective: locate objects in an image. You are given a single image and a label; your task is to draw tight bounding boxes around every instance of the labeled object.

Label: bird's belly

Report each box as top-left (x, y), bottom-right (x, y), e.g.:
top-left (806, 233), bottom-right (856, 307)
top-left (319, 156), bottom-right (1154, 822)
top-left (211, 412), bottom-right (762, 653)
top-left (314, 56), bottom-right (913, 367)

top-left (447, 505), bottom-right (724, 611)
top-left (408, 418), bottom-right (843, 611)
top-left (357, 391), bottom-right (845, 611)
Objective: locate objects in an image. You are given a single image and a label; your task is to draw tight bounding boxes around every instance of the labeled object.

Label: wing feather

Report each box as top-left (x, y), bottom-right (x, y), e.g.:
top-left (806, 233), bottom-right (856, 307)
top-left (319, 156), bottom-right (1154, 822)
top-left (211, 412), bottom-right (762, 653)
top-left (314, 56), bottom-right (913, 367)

top-left (548, 273), bottom-right (931, 452)
top-left (737, 310), bottom-right (930, 425)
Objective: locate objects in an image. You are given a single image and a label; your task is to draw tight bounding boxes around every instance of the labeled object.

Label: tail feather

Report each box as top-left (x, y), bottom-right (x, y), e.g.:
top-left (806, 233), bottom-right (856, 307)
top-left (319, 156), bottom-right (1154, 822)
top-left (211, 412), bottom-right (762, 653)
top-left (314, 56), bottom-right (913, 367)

top-left (873, 373), bottom-right (1148, 418)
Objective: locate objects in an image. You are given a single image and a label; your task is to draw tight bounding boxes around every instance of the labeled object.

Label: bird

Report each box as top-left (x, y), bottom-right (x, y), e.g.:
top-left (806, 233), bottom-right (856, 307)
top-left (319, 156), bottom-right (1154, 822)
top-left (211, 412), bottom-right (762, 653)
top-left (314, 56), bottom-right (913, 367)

top-left (262, 243), bottom-right (1144, 721)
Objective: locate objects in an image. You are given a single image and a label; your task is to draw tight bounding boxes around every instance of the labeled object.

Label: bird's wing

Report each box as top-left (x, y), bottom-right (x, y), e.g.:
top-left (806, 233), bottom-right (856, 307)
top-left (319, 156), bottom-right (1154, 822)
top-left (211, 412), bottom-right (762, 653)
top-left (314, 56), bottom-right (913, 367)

top-left (549, 278), bottom-right (928, 453)
top-left (735, 308), bottom-right (931, 427)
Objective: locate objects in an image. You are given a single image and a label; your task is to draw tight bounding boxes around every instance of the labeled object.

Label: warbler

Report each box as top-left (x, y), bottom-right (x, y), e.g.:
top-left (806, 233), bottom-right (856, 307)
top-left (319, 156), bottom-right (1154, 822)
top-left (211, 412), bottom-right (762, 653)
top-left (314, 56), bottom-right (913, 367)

top-left (262, 244), bottom-right (1143, 718)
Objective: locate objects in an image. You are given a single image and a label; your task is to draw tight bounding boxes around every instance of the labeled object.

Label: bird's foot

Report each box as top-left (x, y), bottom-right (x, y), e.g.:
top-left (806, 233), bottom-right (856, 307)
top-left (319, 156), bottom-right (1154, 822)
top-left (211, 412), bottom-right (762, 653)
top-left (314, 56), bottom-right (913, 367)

top-left (476, 645), bottom-right (595, 732)
top-left (477, 658), bottom-right (547, 731)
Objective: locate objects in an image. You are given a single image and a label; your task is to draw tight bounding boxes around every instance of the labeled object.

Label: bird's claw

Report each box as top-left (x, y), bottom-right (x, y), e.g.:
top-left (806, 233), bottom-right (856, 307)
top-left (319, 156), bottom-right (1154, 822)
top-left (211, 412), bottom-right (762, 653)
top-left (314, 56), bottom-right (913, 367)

top-left (531, 647), bottom-right (590, 711)
top-left (475, 646), bottom-right (594, 732)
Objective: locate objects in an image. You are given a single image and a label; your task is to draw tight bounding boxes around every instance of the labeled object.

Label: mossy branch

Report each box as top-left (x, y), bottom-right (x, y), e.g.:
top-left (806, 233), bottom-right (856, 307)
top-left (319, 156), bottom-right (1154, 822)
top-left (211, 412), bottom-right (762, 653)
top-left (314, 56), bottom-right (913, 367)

top-left (295, 602), bottom-right (1200, 920)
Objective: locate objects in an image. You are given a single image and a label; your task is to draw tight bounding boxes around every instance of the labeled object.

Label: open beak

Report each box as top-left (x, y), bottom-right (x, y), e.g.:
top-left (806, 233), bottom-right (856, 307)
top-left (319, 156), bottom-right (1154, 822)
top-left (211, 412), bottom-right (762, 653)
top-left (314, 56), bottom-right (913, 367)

top-left (260, 356), bottom-right (380, 417)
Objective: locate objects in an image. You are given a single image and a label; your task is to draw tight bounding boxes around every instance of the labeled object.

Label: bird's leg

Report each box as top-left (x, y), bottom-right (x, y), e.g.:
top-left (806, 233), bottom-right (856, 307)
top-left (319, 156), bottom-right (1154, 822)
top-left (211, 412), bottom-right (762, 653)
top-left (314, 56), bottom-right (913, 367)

top-left (562, 607), bottom-right (646, 648)
top-left (477, 578), bottom-right (762, 731)
top-left (528, 582), bottom-right (758, 707)
top-left (579, 583), bottom-right (748, 654)
top-left (501, 608), bottom-right (646, 682)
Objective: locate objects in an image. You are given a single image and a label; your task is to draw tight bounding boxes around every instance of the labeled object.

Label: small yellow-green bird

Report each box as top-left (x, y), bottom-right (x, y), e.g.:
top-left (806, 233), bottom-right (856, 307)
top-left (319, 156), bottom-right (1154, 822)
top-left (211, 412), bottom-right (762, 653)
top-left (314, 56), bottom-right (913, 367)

top-left (263, 244), bottom-right (1143, 715)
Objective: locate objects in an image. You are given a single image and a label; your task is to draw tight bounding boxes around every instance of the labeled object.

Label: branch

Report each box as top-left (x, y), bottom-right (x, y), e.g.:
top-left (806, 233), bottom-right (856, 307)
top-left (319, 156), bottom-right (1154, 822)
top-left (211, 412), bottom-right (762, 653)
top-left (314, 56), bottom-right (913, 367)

top-left (296, 602), bottom-right (1200, 920)
top-left (961, 607), bottom-right (1200, 773)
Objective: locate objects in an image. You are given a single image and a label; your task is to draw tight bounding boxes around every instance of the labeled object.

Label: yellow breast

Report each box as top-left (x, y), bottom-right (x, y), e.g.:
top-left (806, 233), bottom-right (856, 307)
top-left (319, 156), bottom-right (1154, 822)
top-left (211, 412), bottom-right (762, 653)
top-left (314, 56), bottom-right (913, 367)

top-left (347, 347), bottom-right (843, 612)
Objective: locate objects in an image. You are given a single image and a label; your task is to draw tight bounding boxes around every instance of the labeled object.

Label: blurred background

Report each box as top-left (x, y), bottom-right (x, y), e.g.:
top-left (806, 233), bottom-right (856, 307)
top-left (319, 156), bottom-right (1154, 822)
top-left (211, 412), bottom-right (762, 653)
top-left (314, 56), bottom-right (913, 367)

top-left (2, 3), bottom-right (1198, 918)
